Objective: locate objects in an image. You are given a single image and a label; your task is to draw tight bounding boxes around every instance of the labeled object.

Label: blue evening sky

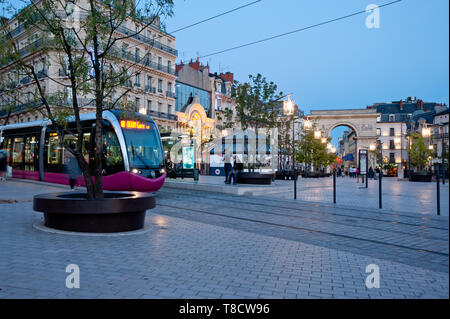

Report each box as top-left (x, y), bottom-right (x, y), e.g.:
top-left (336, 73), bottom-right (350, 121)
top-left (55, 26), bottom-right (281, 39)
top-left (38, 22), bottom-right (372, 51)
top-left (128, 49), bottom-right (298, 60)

top-left (166, 0), bottom-right (448, 145)
top-left (4, 0), bottom-right (449, 144)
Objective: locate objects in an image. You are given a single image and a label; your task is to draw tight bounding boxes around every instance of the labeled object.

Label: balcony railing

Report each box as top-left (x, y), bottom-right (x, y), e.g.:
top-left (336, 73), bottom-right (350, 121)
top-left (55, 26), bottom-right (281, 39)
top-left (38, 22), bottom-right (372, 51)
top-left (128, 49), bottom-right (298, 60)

top-left (145, 86), bottom-right (156, 94)
top-left (146, 109), bottom-right (177, 121)
top-left (433, 133), bottom-right (449, 139)
top-left (115, 25), bottom-right (178, 56)
top-left (166, 91), bottom-right (175, 98)
top-left (110, 48), bottom-right (176, 75)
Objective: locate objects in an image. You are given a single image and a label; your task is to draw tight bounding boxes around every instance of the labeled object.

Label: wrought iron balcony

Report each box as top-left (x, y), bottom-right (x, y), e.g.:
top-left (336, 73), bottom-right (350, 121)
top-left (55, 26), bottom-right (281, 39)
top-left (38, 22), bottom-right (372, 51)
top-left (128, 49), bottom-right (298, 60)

top-left (115, 25), bottom-right (178, 57)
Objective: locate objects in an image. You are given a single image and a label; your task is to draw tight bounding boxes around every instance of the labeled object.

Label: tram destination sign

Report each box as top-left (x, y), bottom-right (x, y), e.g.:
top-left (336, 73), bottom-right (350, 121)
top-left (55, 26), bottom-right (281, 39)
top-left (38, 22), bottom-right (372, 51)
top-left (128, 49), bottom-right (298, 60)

top-left (120, 120), bottom-right (151, 130)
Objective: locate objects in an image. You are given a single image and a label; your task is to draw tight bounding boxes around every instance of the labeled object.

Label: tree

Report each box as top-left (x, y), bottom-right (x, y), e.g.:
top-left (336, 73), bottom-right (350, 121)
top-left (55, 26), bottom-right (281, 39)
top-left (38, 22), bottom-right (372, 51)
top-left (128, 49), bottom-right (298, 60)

top-left (0, 0), bottom-right (174, 198)
top-left (408, 132), bottom-right (435, 172)
top-left (296, 126), bottom-right (335, 172)
top-left (230, 73), bottom-right (283, 132)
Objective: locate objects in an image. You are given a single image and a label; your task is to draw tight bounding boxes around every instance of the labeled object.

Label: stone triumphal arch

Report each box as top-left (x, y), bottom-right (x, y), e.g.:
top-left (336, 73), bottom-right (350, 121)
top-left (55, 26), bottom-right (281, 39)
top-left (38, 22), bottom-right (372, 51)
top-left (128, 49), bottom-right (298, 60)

top-left (307, 109), bottom-right (380, 167)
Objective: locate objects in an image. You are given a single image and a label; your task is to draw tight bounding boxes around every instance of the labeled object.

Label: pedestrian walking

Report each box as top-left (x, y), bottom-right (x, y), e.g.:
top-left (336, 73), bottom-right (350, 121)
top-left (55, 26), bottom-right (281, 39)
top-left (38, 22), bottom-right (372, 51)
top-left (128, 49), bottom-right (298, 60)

top-left (368, 166), bottom-right (374, 179)
top-left (64, 151), bottom-right (81, 190)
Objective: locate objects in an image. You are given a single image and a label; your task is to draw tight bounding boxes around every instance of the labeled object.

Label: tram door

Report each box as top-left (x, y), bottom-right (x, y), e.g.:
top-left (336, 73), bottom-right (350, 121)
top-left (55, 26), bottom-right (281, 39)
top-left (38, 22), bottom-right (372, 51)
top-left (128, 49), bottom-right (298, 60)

top-left (23, 135), bottom-right (39, 180)
top-left (8, 134), bottom-right (39, 180)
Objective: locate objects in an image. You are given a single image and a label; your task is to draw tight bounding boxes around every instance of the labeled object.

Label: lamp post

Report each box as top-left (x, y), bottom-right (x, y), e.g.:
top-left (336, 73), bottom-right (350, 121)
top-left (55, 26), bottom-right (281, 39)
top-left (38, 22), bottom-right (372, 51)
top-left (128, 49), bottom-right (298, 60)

top-left (283, 96), bottom-right (298, 199)
top-left (303, 119), bottom-right (312, 178)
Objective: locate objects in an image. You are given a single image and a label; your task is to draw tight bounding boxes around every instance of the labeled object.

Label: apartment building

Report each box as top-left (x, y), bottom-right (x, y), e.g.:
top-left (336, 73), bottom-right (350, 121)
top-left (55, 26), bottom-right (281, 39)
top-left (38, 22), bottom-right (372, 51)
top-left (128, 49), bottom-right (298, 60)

top-left (0, 0), bottom-right (177, 131)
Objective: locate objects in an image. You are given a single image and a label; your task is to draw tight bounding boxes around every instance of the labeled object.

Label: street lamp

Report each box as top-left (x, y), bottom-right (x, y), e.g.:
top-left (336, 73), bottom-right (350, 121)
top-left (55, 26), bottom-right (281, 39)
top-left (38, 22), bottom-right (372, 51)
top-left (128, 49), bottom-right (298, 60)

top-left (303, 119), bottom-right (312, 178)
top-left (283, 96), bottom-right (298, 199)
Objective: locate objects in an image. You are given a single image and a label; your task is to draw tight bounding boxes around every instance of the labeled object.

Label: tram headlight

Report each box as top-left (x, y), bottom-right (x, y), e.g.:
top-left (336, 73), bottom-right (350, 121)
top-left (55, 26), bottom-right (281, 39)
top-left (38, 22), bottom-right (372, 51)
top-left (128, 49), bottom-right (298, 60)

top-left (132, 169), bottom-right (142, 175)
top-left (160, 168), bottom-right (165, 174)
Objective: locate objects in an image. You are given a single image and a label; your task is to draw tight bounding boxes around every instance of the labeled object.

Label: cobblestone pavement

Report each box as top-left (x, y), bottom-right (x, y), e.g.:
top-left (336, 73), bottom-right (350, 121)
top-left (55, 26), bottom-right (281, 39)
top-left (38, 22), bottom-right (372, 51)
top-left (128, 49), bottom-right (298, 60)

top-left (167, 175), bottom-right (449, 217)
top-left (0, 179), bottom-right (448, 299)
top-left (270, 176), bottom-right (449, 217)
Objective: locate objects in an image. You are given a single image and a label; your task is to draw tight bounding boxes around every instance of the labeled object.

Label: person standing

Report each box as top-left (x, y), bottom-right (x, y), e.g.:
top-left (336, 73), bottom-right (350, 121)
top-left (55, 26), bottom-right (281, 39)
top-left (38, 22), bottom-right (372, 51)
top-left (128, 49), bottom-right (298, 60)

top-left (64, 151), bottom-right (81, 190)
top-left (223, 153), bottom-right (232, 183)
top-left (227, 155), bottom-right (242, 185)
top-left (0, 150), bottom-right (7, 181)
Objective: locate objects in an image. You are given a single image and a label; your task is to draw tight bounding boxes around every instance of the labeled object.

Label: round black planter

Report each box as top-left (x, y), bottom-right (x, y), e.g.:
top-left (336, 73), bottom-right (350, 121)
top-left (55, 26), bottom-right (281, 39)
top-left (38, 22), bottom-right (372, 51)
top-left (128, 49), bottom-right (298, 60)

top-left (33, 192), bottom-right (155, 233)
top-left (237, 172), bottom-right (274, 185)
top-left (409, 172), bottom-right (433, 182)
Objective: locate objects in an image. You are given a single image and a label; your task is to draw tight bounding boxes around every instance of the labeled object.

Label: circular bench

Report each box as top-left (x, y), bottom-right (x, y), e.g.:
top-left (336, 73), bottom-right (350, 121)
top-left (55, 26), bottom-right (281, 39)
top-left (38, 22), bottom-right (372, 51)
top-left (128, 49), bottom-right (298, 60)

top-left (33, 191), bottom-right (155, 233)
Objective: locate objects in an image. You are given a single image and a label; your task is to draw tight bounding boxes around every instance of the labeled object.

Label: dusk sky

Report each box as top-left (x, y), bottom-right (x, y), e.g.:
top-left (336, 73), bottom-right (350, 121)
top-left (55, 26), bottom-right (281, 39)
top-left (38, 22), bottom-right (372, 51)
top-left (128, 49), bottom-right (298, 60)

top-left (3, 0), bottom-right (449, 142)
top-left (167, 0), bottom-right (449, 112)
top-left (166, 0), bottom-right (449, 144)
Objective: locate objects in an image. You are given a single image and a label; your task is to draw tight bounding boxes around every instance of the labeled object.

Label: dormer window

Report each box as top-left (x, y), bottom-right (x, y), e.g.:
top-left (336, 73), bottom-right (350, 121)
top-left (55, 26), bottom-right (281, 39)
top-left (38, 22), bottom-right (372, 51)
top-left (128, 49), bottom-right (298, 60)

top-left (389, 114), bottom-right (395, 122)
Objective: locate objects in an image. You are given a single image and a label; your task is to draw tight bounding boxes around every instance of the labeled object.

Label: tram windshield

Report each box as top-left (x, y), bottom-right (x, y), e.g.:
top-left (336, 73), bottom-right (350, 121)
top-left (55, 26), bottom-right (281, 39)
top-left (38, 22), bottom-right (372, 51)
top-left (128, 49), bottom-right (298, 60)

top-left (121, 120), bottom-right (163, 169)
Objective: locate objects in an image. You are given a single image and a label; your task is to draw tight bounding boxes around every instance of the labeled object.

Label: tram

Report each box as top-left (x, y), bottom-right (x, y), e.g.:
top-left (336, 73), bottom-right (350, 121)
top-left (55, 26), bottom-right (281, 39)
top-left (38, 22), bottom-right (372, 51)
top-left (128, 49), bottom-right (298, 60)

top-left (0, 110), bottom-right (166, 192)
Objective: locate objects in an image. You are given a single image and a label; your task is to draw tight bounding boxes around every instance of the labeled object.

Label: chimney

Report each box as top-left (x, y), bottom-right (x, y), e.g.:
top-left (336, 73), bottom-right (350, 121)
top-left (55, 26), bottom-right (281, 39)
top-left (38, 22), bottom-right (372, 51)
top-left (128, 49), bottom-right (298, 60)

top-left (399, 100), bottom-right (403, 111)
top-left (189, 58), bottom-right (201, 71)
top-left (418, 99), bottom-right (424, 110)
top-left (219, 72), bottom-right (234, 83)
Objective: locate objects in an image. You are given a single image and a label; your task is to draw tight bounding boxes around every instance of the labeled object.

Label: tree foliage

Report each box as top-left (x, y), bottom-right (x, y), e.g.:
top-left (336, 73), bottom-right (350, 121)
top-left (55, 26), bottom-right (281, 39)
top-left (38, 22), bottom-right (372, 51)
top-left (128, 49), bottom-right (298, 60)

top-left (296, 126), bottom-right (336, 171)
top-left (230, 73), bottom-right (284, 132)
top-left (0, 0), bottom-right (174, 198)
top-left (408, 132), bottom-right (435, 172)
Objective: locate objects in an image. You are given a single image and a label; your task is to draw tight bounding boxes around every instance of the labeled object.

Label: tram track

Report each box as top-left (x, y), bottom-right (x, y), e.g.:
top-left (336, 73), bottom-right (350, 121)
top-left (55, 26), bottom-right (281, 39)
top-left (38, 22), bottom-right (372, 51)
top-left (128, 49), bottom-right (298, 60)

top-left (160, 194), bottom-right (448, 242)
top-left (158, 189), bottom-right (449, 232)
top-left (156, 202), bottom-right (449, 258)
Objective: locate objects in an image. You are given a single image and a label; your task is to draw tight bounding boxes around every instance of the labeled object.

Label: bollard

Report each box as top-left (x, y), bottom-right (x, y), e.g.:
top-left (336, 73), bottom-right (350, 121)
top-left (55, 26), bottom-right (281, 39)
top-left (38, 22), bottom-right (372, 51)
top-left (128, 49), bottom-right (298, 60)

top-left (443, 163), bottom-right (446, 185)
top-left (294, 168), bottom-right (297, 200)
top-left (437, 163), bottom-right (440, 216)
top-left (379, 169), bottom-right (382, 209)
top-left (333, 169), bottom-right (336, 204)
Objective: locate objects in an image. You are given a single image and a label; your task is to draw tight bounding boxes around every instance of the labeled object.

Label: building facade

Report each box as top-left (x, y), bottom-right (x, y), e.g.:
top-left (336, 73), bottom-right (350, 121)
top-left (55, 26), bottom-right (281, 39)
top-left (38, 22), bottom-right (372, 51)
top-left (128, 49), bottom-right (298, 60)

top-left (0, 0), bottom-right (177, 131)
top-left (367, 97), bottom-right (448, 176)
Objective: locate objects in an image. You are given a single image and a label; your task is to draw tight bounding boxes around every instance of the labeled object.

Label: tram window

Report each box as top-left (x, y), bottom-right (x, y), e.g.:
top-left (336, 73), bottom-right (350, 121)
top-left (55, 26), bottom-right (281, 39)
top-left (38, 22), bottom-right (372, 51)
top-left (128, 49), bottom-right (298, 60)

top-left (47, 135), bottom-right (62, 165)
top-left (12, 137), bottom-right (24, 169)
top-left (24, 136), bottom-right (38, 171)
top-left (103, 129), bottom-right (123, 169)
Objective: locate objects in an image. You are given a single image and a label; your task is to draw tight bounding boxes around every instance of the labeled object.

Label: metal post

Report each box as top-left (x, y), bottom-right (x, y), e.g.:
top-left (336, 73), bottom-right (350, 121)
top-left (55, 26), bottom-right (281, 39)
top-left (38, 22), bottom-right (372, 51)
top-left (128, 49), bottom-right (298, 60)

top-left (437, 163), bottom-right (440, 216)
top-left (366, 151), bottom-right (369, 189)
top-left (442, 144), bottom-right (446, 185)
top-left (293, 116), bottom-right (297, 200)
top-left (379, 168), bottom-right (382, 209)
top-left (333, 168), bottom-right (336, 204)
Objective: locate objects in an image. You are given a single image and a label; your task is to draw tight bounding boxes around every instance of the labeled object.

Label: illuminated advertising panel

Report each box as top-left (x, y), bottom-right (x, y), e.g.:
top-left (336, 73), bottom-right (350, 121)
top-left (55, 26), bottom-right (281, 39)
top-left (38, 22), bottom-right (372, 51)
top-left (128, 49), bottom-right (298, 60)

top-left (182, 146), bottom-right (194, 169)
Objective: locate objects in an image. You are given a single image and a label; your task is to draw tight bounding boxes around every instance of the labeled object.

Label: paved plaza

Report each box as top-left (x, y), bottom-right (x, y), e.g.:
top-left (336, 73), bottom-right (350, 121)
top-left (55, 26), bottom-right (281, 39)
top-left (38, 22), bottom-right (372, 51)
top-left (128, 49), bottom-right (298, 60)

top-left (0, 178), bottom-right (448, 299)
top-left (166, 175), bottom-right (449, 217)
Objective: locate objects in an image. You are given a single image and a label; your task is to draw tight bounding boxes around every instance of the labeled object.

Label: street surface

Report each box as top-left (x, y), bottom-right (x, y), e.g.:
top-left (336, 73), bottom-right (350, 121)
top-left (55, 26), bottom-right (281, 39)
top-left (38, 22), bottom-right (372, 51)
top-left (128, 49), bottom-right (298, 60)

top-left (0, 178), bottom-right (448, 298)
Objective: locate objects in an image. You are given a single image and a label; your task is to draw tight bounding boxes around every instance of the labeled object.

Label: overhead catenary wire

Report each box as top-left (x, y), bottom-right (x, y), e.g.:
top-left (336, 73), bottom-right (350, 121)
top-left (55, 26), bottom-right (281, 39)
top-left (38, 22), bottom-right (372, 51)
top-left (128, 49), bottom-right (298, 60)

top-left (198, 0), bottom-right (402, 59)
top-left (169, 0), bottom-right (263, 34)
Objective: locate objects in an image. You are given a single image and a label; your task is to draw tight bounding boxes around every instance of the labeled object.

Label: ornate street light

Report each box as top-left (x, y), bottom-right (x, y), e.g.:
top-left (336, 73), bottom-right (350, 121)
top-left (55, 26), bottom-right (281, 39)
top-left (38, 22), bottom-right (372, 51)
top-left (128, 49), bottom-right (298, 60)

top-left (422, 127), bottom-right (431, 138)
top-left (283, 96), bottom-right (298, 200)
top-left (304, 119), bottom-right (312, 130)
top-left (314, 130), bottom-right (322, 139)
